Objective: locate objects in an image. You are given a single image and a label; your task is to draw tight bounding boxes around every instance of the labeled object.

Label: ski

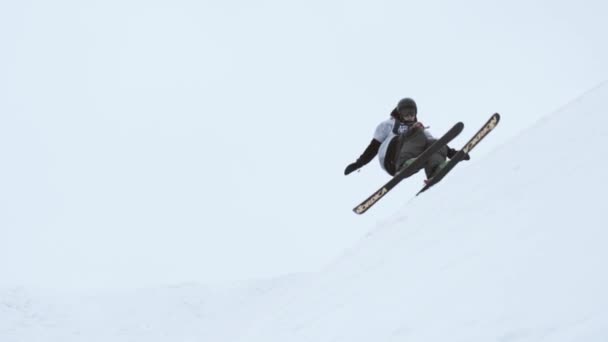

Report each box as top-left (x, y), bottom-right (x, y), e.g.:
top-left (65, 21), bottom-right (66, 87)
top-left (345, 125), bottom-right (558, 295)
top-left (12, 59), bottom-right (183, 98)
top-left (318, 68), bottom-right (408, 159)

top-left (353, 122), bottom-right (464, 215)
top-left (416, 113), bottom-right (500, 196)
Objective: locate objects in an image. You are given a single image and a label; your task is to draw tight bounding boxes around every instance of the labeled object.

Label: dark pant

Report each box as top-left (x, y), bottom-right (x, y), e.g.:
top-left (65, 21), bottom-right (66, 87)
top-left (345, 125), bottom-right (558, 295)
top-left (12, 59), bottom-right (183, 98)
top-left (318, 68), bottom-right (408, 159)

top-left (394, 128), bottom-right (447, 178)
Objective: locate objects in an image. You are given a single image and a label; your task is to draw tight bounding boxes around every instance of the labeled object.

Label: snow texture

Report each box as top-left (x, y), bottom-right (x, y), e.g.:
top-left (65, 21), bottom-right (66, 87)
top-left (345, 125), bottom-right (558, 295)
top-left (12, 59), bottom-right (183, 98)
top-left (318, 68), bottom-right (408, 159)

top-left (2, 83), bottom-right (608, 341)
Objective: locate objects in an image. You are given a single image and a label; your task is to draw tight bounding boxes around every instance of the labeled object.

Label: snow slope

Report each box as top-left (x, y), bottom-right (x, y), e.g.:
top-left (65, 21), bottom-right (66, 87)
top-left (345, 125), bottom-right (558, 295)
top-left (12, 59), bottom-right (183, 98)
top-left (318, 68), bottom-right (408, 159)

top-left (236, 82), bottom-right (608, 342)
top-left (2, 82), bottom-right (608, 341)
top-left (0, 277), bottom-right (303, 342)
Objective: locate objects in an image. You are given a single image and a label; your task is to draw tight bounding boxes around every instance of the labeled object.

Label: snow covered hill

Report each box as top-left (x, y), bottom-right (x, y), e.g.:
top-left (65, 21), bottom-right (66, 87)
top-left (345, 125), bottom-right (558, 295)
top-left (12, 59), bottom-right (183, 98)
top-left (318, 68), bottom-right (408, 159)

top-left (0, 277), bottom-right (302, 342)
top-left (2, 82), bottom-right (608, 341)
top-left (235, 82), bottom-right (608, 341)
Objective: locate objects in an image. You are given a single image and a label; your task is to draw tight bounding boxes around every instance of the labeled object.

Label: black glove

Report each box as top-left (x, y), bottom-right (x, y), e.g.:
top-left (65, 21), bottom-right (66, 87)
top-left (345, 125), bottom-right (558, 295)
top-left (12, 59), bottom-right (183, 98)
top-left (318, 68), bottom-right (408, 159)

top-left (447, 147), bottom-right (458, 159)
top-left (447, 147), bottom-right (471, 161)
top-left (344, 162), bottom-right (361, 175)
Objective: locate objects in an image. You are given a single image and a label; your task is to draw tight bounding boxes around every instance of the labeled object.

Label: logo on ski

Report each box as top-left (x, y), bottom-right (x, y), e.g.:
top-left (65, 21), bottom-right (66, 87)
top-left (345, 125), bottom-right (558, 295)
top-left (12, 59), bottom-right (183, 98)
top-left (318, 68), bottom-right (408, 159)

top-left (464, 114), bottom-right (499, 153)
top-left (354, 188), bottom-right (388, 214)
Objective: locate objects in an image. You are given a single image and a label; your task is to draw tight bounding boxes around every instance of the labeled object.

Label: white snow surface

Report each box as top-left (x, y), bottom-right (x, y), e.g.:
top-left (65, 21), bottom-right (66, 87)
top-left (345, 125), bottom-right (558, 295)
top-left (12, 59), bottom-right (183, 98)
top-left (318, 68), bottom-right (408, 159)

top-left (2, 83), bottom-right (608, 341)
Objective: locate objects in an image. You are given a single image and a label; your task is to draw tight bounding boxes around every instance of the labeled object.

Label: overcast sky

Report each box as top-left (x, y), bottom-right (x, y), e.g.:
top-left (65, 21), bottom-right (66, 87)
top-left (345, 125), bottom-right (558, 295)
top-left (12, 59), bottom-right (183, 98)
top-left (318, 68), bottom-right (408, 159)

top-left (1, 0), bottom-right (607, 290)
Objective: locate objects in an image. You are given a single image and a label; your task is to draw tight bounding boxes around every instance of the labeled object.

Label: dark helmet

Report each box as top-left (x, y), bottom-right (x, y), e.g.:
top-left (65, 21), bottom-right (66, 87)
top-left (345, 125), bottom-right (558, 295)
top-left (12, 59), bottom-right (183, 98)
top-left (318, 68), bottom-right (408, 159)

top-left (396, 98), bottom-right (417, 123)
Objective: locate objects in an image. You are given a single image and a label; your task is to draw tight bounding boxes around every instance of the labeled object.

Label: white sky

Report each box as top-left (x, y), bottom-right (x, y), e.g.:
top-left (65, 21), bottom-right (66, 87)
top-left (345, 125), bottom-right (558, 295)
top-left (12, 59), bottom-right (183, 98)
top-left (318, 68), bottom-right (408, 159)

top-left (1, 0), bottom-right (607, 289)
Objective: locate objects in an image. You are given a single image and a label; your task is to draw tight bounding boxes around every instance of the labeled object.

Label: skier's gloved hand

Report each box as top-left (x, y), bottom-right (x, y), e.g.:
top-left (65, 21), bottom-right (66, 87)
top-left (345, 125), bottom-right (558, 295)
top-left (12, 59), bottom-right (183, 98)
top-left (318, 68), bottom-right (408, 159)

top-left (411, 122), bottom-right (425, 130)
top-left (447, 147), bottom-right (458, 159)
top-left (344, 162), bottom-right (361, 175)
top-left (447, 147), bottom-right (471, 161)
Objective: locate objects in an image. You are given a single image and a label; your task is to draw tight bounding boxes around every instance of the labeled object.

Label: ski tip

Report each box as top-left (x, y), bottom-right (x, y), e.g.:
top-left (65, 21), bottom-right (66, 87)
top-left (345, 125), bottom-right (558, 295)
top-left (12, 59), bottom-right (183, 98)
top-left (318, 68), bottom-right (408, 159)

top-left (493, 112), bottom-right (501, 122)
top-left (454, 121), bottom-right (465, 132)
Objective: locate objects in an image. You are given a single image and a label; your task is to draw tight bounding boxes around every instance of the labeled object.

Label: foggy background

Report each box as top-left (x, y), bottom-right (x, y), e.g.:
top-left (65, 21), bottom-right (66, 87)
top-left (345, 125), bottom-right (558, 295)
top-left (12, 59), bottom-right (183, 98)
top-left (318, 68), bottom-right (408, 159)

top-left (1, 0), bottom-right (606, 289)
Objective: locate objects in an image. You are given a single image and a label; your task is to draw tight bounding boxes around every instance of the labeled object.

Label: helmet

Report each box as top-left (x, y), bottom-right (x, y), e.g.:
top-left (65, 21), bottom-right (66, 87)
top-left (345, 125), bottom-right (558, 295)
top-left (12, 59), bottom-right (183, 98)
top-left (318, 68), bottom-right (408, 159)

top-left (396, 98), bottom-right (417, 123)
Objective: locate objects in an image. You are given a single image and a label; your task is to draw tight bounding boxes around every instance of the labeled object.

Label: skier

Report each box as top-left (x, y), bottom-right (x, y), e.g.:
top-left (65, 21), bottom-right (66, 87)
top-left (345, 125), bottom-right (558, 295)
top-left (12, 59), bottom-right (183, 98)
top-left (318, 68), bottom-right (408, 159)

top-left (344, 98), bottom-right (467, 179)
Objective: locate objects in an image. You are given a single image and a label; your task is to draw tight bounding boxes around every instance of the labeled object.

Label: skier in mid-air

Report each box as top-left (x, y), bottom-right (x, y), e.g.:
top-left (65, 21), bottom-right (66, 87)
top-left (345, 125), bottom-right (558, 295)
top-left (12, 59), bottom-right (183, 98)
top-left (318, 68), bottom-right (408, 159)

top-left (344, 98), bottom-right (467, 179)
